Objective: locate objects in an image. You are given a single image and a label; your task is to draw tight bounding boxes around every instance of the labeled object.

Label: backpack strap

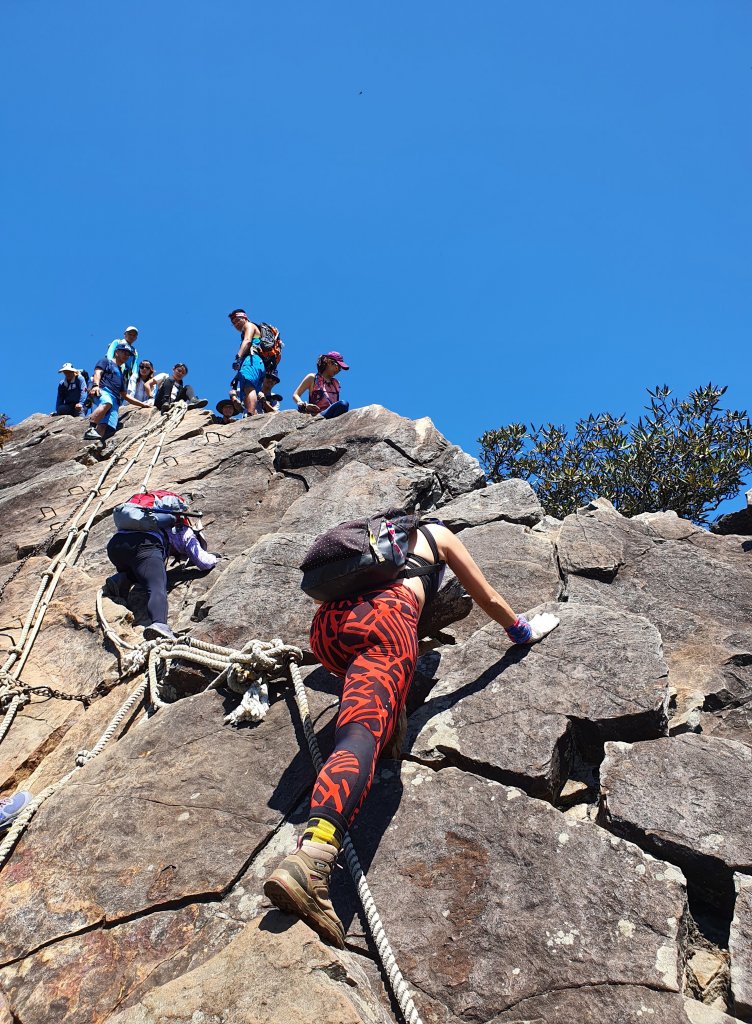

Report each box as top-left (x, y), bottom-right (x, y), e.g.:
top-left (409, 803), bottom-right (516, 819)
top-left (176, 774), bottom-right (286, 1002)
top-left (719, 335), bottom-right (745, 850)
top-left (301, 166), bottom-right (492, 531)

top-left (418, 523), bottom-right (440, 561)
top-left (400, 524), bottom-right (443, 580)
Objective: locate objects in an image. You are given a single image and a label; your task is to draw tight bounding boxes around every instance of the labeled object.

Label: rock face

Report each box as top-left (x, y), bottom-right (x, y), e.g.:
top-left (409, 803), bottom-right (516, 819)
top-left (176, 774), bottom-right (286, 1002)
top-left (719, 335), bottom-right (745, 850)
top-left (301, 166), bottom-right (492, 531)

top-left (0, 406), bottom-right (750, 1023)
top-left (730, 874), bottom-right (752, 1018)
top-left (600, 735), bottom-right (752, 911)
top-left (712, 488), bottom-right (752, 537)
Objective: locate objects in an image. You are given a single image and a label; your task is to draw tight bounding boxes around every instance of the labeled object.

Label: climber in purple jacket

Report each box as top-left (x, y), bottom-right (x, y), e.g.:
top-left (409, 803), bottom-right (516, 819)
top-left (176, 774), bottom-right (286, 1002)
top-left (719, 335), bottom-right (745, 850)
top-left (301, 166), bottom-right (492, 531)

top-left (105, 515), bottom-right (217, 641)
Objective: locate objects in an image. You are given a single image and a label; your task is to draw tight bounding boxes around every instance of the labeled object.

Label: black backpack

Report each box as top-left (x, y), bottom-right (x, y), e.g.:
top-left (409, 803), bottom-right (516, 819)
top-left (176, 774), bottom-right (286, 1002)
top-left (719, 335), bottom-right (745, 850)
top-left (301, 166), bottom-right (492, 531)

top-left (299, 508), bottom-right (440, 602)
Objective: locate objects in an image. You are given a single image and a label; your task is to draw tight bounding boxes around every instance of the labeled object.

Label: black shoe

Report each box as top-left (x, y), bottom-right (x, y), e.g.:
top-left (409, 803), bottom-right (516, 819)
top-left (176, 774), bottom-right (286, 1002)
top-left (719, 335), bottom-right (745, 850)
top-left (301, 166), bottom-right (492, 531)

top-left (103, 573), bottom-right (131, 601)
top-left (187, 398), bottom-right (209, 410)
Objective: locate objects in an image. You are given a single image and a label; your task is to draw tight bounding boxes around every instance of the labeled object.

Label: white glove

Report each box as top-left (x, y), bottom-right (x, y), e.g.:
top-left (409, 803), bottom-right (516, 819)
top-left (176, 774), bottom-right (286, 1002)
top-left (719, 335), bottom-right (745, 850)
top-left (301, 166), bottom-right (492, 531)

top-left (527, 612), bottom-right (560, 643)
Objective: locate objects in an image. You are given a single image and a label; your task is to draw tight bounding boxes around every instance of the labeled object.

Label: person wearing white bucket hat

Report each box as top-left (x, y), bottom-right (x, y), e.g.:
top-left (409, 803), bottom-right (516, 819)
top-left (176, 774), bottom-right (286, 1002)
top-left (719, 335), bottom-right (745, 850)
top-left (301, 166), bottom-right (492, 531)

top-left (54, 362), bottom-right (88, 417)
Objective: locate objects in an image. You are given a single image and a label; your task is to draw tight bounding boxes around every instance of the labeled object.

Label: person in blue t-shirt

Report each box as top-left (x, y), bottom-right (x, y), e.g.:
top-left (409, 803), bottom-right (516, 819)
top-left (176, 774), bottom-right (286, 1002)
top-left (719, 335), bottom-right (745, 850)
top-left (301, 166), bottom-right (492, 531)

top-left (83, 343), bottom-right (150, 441)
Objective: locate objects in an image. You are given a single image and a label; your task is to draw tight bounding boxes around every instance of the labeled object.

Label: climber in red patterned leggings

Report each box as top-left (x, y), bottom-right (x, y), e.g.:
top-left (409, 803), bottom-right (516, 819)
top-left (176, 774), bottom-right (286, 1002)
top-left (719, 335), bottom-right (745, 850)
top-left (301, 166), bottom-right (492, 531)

top-left (308, 584), bottom-right (419, 831)
top-left (265, 521), bottom-right (560, 948)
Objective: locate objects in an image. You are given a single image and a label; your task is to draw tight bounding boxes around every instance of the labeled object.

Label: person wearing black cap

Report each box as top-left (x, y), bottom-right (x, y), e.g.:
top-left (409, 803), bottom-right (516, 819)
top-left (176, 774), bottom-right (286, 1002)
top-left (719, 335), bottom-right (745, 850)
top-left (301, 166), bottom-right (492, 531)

top-left (83, 344), bottom-right (151, 441)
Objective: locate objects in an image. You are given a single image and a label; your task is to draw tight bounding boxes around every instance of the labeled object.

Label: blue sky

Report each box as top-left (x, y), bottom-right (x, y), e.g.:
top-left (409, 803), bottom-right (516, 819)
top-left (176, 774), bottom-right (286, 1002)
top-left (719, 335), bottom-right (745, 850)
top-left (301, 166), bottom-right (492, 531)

top-left (2, 1), bottom-right (750, 514)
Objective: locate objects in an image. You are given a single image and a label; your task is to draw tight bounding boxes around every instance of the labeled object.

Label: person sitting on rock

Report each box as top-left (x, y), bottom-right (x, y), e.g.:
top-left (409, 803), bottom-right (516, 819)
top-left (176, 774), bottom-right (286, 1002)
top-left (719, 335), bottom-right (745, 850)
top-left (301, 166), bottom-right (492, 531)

top-left (104, 499), bottom-right (218, 641)
top-left (264, 517), bottom-right (559, 947)
top-left (292, 352), bottom-right (350, 420)
top-left (83, 344), bottom-right (151, 441)
top-left (127, 358), bottom-right (158, 406)
top-left (258, 371), bottom-right (282, 414)
top-left (229, 310), bottom-right (267, 416)
top-left (153, 363), bottom-right (208, 413)
top-left (54, 363), bottom-right (88, 417)
top-left (212, 396), bottom-right (243, 424)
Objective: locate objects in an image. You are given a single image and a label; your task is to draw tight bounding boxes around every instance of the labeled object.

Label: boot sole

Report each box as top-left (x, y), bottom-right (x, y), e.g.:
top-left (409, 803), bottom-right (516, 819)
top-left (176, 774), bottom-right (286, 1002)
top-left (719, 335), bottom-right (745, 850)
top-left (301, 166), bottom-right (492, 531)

top-left (264, 872), bottom-right (346, 948)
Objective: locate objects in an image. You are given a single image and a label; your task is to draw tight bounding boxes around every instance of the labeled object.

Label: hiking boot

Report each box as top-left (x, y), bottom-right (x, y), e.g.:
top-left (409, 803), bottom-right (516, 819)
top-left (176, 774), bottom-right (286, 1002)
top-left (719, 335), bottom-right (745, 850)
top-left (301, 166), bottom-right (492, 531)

top-left (0, 791), bottom-right (33, 831)
top-left (264, 840), bottom-right (345, 948)
top-left (102, 572), bottom-right (131, 601)
top-left (187, 398), bottom-right (208, 410)
top-left (83, 427), bottom-right (101, 441)
top-left (143, 622), bottom-right (176, 642)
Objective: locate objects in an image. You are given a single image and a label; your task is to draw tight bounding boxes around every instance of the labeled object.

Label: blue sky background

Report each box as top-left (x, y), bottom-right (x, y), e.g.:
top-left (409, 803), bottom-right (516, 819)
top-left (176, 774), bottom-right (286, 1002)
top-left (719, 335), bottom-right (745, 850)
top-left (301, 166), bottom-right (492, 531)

top-left (2, 1), bottom-right (750, 516)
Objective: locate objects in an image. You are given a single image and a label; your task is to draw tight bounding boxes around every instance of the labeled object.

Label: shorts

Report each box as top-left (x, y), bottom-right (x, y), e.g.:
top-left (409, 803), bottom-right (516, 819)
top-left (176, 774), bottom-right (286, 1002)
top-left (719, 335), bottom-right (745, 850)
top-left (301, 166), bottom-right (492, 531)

top-left (238, 353), bottom-right (266, 396)
top-left (95, 389), bottom-right (121, 431)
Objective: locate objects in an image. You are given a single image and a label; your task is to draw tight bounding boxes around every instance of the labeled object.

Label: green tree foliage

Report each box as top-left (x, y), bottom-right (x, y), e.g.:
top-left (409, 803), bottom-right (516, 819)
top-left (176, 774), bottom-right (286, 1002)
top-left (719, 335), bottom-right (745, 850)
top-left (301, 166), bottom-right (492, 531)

top-left (0, 414), bottom-right (10, 448)
top-left (478, 385), bottom-right (752, 525)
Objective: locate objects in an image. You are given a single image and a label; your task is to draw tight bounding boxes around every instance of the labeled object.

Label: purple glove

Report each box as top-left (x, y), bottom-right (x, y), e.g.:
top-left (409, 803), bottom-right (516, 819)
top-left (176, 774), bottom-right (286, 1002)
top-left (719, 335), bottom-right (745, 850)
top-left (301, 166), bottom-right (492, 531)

top-left (505, 615), bottom-right (533, 645)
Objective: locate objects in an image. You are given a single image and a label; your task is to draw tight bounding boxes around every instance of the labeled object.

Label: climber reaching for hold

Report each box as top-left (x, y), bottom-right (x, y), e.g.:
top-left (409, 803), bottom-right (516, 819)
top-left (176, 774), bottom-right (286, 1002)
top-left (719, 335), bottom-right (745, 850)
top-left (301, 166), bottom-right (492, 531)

top-left (104, 491), bottom-right (218, 641)
top-left (264, 511), bottom-right (559, 947)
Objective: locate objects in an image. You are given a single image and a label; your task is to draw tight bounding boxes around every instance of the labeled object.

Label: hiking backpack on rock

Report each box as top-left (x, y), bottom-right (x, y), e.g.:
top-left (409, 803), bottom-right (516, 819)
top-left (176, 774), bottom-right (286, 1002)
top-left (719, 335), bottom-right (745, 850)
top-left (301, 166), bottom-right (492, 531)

top-left (112, 490), bottom-right (190, 533)
top-left (299, 509), bottom-right (441, 601)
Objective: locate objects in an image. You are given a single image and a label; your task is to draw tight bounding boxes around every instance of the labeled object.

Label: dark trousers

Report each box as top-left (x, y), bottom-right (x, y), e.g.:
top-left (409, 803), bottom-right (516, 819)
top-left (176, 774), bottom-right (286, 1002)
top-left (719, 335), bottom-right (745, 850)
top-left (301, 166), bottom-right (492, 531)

top-left (55, 403), bottom-right (82, 417)
top-left (106, 533), bottom-right (169, 625)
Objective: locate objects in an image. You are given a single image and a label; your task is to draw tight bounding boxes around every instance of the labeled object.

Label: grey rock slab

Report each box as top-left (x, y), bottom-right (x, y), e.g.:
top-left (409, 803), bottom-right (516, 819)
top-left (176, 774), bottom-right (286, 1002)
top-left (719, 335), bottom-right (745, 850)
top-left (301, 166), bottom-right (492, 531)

top-left (712, 488), bottom-right (752, 537)
top-left (600, 735), bottom-right (752, 908)
top-left (491, 986), bottom-right (738, 1023)
top-left (730, 873), bottom-right (752, 1018)
top-left (279, 460), bottom-right (441, 535)
top-left (274, 403), bottom-right (465, 472)
top-left (0, 902), bottom-right (245, 1024)
top-left (562, 507), bottom-right (752, 701)
top-left (410, 602), bottom-right (668, 796)
top-left (107, 916), bottom-right (391, 1024)
top-left (0, 561), bottom-right (121, 790)
top-left (631, 509), bottom-right (705, 540)
top-left (448, 520), bottom-right (562, 640)
top-left (340, 763), bottom-right (688, 1022)
top-left (0, 685), bottom-right (338, 965)
top-left (437, 479), bottom-right (544, 530)
top-left (191, 531), bottom-right (318, 652)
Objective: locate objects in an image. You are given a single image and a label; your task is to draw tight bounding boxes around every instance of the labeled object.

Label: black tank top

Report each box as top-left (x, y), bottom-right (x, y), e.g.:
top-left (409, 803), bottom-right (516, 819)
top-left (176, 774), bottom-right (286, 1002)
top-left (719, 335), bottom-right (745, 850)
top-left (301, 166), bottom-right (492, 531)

top-left (404, 524), bottom-right (445, 605)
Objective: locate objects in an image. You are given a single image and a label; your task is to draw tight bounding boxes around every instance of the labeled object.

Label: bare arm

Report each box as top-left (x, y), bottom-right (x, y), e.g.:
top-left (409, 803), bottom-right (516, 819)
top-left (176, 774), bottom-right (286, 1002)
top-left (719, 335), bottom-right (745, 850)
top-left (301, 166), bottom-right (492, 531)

top-left (432, 525), bottom-right (518, 629)
top-left (122, 392), bottom-right (150, 409)
top-left (292, 373), bottom-right (316, 409)
top-left (236, 321), bottom-right (260, 363)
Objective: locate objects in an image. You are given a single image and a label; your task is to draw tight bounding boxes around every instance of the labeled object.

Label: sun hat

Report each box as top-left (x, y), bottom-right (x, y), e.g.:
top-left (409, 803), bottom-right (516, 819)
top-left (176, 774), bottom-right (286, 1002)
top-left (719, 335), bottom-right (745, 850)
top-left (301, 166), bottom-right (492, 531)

top-left (322, 351), bottom-right (349, 370)
top-left (124, 325), bottom-right (139, 335)
top-left (216, 397), bottom-right (243, 415)
top-left (58, 362), bottom-right (80, 373)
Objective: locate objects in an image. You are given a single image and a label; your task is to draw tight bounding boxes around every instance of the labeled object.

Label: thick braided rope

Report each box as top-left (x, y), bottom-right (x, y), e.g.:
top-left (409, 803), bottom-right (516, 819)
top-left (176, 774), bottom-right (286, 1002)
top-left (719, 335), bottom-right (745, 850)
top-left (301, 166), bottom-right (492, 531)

top-left (0, 695), bottom-right (25, 745)
top-left (1, 405), bottom-right (186, 684)
top-left (76, 677), bottom-right (148, 766)
top-left (0, 675), bottom-right (147, 869)
top-left (286, 659), bottom-right (424, 1024)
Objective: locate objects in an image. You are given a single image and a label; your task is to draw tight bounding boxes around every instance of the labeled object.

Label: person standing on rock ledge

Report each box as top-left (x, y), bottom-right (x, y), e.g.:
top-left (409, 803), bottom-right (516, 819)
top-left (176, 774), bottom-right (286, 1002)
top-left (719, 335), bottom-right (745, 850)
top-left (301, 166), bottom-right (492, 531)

top-left (264, 518), bottom-right (559, 947)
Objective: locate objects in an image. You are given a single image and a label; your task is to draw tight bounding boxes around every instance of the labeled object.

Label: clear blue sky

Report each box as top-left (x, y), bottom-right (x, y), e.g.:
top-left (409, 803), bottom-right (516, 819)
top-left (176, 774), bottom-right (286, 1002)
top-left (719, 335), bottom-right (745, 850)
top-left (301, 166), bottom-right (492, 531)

top-left (2, 1), bottom-right (750, 512)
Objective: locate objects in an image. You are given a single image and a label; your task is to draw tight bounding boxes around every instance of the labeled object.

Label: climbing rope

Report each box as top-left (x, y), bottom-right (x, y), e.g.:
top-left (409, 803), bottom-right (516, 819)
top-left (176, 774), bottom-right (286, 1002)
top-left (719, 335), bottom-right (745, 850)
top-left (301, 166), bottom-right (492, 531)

top-left (286, 659), bottom-right (424, 1024)
top-left (1, 404), bottom-right (424, 1024)
top-left (0, 405), bottom-right (187, 715)
top-left (94, 592), bottom-right (424, 1023)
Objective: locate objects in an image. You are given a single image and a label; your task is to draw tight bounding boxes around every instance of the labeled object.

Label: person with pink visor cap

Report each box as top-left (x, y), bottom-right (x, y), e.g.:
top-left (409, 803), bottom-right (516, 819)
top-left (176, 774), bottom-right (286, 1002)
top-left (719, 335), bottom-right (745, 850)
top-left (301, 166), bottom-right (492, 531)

top-left (292, 351), bottom-right (350, 419)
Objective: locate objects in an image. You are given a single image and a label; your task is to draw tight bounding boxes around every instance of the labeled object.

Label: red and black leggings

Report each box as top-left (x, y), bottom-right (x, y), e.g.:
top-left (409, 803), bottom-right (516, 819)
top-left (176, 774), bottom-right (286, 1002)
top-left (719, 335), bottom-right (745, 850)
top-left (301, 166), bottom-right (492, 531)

top-left (308, 584), bottom-right (419, 835)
